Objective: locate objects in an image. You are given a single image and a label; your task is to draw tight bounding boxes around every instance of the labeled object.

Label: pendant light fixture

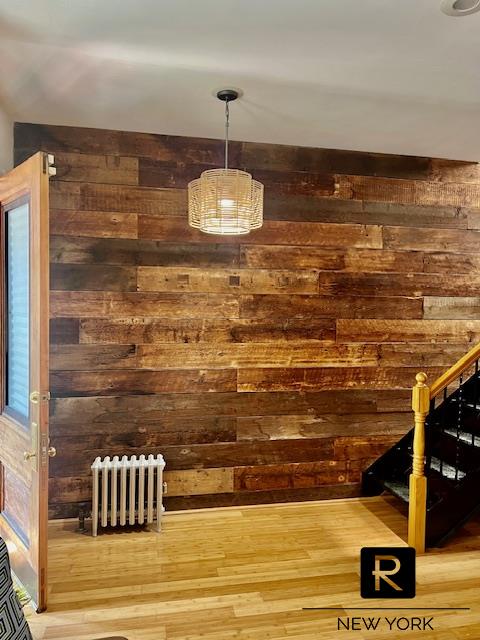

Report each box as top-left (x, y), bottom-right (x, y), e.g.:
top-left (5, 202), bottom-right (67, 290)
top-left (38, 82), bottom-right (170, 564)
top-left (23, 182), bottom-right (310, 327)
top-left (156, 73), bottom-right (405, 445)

top-left (188, 89), bottom-right (264, 235)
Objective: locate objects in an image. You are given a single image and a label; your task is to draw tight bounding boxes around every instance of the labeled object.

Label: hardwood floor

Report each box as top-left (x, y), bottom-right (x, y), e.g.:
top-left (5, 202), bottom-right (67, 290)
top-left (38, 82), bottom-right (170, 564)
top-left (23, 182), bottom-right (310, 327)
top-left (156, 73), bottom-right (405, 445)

top-left (28, 496), bottom-right (480, 639)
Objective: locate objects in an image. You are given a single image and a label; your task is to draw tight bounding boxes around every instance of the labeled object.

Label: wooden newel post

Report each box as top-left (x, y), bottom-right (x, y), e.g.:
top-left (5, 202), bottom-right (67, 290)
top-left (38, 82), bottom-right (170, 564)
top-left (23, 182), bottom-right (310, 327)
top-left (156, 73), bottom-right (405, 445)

top-left (408, 372), bottom-right (430, 553)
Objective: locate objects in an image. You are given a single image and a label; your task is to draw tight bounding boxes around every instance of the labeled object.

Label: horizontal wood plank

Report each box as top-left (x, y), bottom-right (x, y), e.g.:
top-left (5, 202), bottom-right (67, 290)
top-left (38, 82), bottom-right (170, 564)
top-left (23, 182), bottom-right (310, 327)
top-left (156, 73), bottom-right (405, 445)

top-left (237, 366), bottom-right (444, 392)
top-left (49, 390), bottom-right (410, 424)
top-left (50, 263), bottom-right (137, 291)
top-left (51, 291), bottom-right (239, 318)
top-left (318, 272), bottom-right (480, 297)
top-left (240, 294), bottom-right (423, 320)
top-left (241, 246), bottom-right (424, 272)
top-left (138, 216), bottom-right (383, 248)
top-left (236, 412), bottom-right (412, 441)
top-left (50, 236), bottom-right (240, 267)
top-left (50, 369), bottom-right (237, 396)
top-left (337, 319), bottom-right (480, 343)
top-left (137, 266), bottom-right (319, 294)
top-left (50, 209), bottom-right (138, 239)
top-left (78, 317), bottom-right (336, 344)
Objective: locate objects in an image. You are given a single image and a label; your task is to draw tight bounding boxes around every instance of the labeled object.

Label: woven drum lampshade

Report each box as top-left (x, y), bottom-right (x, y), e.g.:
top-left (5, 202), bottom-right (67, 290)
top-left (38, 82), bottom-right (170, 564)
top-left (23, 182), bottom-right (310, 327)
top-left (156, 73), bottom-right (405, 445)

top-left (188, 89), bottom-right (264, 235)
top-left (188, 168), bottom-right (263, 235)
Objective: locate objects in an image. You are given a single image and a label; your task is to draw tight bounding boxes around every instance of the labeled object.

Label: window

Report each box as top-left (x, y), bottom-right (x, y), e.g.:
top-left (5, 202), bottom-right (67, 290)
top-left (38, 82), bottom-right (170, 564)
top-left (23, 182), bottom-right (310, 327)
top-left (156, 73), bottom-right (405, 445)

top-left (4, 201), bottom-right (30, 424)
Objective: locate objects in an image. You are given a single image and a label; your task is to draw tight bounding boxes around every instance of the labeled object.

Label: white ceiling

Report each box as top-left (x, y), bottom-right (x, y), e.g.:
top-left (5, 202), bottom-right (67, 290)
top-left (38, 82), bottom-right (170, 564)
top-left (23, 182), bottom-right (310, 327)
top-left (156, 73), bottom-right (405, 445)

top-left (1, 0), bottom-right (480, 160)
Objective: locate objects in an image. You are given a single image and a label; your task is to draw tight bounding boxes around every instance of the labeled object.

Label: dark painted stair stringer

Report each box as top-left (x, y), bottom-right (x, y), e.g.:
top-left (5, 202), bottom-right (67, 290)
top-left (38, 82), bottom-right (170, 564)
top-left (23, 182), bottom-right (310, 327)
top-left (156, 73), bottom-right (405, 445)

top-left (363, 362), bottom-right (480, 548)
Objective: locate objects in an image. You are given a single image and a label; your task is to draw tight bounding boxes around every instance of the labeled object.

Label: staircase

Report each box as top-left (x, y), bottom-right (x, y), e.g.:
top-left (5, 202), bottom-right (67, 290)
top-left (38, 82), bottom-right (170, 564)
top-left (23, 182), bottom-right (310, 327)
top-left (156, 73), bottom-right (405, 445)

top-left (363, 345), bottom-right (480, 550)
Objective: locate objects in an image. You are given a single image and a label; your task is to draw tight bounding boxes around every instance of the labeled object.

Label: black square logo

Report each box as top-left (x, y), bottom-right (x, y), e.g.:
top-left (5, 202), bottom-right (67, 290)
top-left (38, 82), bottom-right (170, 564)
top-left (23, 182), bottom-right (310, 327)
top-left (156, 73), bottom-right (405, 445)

top-left (360, 547), bottom-right (416, 599)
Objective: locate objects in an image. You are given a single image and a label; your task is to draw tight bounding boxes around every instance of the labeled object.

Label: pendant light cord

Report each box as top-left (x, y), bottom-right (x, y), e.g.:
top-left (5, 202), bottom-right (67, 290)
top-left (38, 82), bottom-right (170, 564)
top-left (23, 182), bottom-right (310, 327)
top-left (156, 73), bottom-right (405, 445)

top-left (224, 99), bottom-right (230, 170)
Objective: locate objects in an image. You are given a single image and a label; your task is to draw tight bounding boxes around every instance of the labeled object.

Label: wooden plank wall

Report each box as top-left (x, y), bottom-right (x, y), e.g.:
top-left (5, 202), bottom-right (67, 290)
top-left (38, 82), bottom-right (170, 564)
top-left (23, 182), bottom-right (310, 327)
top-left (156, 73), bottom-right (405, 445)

top-left (14, 123), bottom-right (480, 518)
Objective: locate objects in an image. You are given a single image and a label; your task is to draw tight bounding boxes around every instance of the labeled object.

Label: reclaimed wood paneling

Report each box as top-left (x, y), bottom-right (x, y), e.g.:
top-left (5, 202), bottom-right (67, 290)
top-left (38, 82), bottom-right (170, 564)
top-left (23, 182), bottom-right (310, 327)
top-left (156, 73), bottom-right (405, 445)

top-left (424, 297), bottom-right (480, 320)
top-left (241, 246), bottom-right (424, 272)
top-left (318, 272), bottom-right (480, 297)
top-left (337, 319), bottom-right (480, 343)
top-left (138, 216), bottom-right (383, 248)
top-left (50, 210), bottom-right (138, 239)
top-left (78, 317), bottom-right (336, 344)
top-left (50, 236), bottom-right (240, 267)
top-left (237, 366), bottom-right (445, 392)
top-left (50, 181), bottom-right (186, 215)
top-left (14, 122), bottom-right (480, 517)
top-left (240, 294), bottom-right (423, 320)
top-left (51, 291), bottom-right (239, 318)
top-left (137, 266), bottom-right (319, 294)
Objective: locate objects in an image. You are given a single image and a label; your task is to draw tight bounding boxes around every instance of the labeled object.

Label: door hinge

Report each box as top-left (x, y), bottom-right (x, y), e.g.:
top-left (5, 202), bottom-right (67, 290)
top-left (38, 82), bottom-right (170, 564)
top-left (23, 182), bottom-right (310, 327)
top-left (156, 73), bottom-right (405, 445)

top-left (43, 153), bottom-right (56, 177)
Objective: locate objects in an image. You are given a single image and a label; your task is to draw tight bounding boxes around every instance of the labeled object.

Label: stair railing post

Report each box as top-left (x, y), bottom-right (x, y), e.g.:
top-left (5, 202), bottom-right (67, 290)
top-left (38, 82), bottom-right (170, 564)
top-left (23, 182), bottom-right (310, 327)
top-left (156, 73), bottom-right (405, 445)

top-left (408, 372), bottom-right (430, 554)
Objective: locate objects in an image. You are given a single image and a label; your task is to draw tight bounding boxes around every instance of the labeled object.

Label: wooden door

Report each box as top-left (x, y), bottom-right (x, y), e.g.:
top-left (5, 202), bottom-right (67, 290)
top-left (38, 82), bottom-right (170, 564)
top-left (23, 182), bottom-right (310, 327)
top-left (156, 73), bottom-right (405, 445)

top-left (0, 152), bottom-right (51, 612)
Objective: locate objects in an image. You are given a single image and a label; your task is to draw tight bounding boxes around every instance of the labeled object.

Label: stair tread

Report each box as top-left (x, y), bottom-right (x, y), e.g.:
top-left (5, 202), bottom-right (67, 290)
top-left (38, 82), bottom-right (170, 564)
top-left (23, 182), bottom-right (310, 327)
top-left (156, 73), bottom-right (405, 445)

top-left (443, 427), bottom-right (480, 447)
top-left (430, 456), bottom-right (466, 481)
top-left (383, 479), bottom-right (409, 502)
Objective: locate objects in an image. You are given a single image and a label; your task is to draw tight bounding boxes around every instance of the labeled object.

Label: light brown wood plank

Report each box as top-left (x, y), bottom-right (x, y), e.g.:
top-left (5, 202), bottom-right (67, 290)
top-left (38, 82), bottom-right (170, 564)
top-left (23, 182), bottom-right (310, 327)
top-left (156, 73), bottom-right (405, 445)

top-left (51, 291), bottom-right (239, 318)
top-left (423, 297), bottom-right (480, 320)
top-left (137, 266), bottom-right (319, 294)
top-left (136, 343), bottom-right (379, 370)
top-left (237, 366), bottom-right (444, 392)
top-left (337, 319), bottom-right (480, 343)
top-left (237, 412), bottom-right (412, 441)
top-left (384, 225), bottom-right (480, 252)
top-left (241, 245), bottom-right (424, 272)
top-left (79, 317), bottom-right (336, 344)
top-left (318, 272), bottom-right (480, 297)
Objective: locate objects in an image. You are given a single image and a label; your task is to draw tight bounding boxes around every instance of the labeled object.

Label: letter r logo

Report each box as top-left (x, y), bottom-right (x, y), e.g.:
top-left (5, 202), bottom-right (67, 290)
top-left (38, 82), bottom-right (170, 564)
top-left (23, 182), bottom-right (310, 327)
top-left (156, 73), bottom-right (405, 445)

top-left (372, 555), bottom-right (402, 591)
top-left (361, 547), bottom-right (415, 598)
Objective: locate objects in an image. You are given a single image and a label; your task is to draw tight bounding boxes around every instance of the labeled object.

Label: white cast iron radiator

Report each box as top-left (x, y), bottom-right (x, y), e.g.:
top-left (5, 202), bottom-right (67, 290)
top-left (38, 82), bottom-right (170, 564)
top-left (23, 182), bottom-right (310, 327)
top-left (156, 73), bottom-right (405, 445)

top-left (91, 454), bottom-right (166, 536)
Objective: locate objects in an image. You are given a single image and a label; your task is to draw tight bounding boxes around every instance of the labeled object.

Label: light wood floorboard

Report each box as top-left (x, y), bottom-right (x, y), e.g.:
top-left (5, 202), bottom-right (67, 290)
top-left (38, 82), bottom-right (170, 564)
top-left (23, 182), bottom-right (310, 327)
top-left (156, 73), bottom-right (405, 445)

top-left (28, 496), bottom-right (480, 639)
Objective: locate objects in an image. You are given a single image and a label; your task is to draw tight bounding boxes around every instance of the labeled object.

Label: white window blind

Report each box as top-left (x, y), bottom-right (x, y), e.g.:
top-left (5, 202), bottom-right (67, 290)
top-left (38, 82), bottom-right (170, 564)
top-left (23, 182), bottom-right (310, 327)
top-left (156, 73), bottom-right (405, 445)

top-left (6, 202), bottom-right (30, 421)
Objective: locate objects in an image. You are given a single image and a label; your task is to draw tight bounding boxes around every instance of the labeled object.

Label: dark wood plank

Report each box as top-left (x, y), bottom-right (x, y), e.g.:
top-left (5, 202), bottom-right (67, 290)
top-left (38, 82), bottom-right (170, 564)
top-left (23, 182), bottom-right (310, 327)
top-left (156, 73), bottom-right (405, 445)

top-left (49, 390), bottom-right (410, 425)
top-left (50, 263), bottom-right (137, 291)
top-left (50, 416), bottom-right (237, 444)
top-left (50, 369), bottom-right (237, 396)
top-left (318, 272), bottom-right (480, 297)
top-left (138, 216), bottom-right (383, 248)
top-left (240, 294), bottom-right (423, 320)
top-left (50, 318), bottom-right (79, 345)
top-left (264, 194), bottom-right (468, 228)
top-left (51, 181), bottom-right (186, 215)
top-left (240, 141), bottom-right (432, 179)
top-left (337, 174), bottom-right (480, 207)
top-left (49, 438), bottom-right (337, 475)
top-left (50, 236), bottom-right (240, 267)
top-left (79, 317), bottom-right (336, 344)
top-left (50, 209), bottom-right (138, 239)
top-left (52, 152), bottom-right (138, 185)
